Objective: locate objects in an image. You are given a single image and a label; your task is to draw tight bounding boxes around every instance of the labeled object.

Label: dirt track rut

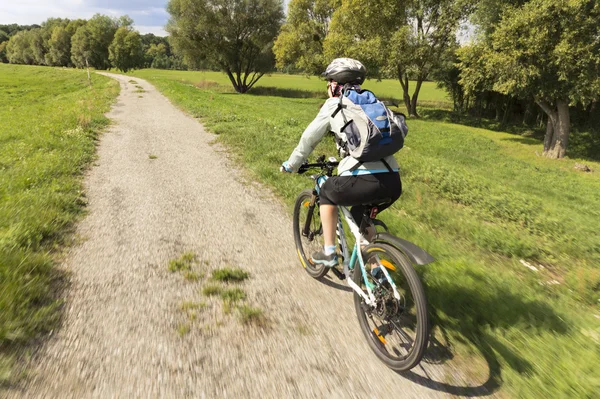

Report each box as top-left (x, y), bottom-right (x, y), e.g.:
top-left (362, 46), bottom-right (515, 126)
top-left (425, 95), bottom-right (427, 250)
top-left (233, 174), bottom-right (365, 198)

top-left (8, 73), bottom-right (489, 398)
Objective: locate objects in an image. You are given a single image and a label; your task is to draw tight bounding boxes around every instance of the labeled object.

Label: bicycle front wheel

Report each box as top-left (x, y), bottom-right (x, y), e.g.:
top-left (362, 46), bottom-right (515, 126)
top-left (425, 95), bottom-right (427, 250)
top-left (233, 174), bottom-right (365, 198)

top-left (293, 189), bottom-right (329, 279)
top-left (353, 242), bottom-right (429, 371)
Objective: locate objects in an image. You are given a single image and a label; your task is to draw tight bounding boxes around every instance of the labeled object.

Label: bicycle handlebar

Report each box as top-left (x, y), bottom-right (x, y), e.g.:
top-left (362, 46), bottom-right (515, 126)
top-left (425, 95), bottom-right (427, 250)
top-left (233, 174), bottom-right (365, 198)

top-left (298, 160), bottom-right (339, 174)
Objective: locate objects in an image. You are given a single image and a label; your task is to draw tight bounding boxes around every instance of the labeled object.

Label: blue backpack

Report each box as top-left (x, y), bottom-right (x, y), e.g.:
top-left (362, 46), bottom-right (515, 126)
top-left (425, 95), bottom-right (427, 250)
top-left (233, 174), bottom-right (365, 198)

top-left (332, 88), bottom-right (408, 163)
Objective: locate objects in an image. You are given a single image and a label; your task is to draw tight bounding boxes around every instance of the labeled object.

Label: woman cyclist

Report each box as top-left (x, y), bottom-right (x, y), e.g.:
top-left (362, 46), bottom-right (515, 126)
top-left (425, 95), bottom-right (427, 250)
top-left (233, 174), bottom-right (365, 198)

top-left (281, 58), bottom-right (402, 267)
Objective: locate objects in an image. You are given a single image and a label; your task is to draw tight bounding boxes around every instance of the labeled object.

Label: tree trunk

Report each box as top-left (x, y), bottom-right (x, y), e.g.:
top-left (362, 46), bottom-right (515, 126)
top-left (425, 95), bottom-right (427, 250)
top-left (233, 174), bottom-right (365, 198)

top-left (225, 69), bottom-right (242, 93)
top-left (397, 65), bottom-right (411, 114)
top-left (536, 99), bottom-right (571, 159)
top-left (409, 78), bottom-right (423, 118)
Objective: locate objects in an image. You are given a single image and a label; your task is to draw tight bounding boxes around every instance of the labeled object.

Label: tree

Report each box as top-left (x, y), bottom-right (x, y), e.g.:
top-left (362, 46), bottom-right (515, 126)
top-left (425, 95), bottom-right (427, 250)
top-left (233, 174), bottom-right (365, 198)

top-left (324, 0), bottom-right (404, 79)
top-left (71, 14), bottom-right (119, 69)
top-left (466, 0), bottom-right (600, 158)
top-left (0, 30), bottom-right (8, 63)
top-left (145, 42), bottom-right (168, 68)
top-left (6, 30), bottom-right (35, 64)
top-left (273, 0), bottom-right (338, 74)
top-left (0, 41), bottom-right (8, 63)
top-left (109, 27), bottom-right (143, 72)
top-left (390, 0), bottom-right (468, 117)
top-left (167, 0), bottom-right (284, 93)
top-left (46, 26), bottom-right (71, 66)
top-left (70, 25), bottom-right (94, 69)
top-left (324, 0), bottom-right (466, 117)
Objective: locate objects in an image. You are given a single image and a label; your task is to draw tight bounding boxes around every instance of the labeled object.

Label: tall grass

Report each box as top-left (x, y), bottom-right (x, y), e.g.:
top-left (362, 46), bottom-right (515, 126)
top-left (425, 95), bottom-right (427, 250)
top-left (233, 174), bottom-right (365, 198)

top-left (131, 69), bottom-right (600, 398)
top-left (0, 64), bottom-right (118, 383)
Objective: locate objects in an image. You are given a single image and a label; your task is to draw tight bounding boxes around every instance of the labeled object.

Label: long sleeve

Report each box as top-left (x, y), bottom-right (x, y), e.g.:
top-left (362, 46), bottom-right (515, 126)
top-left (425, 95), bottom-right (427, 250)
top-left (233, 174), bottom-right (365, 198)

top-left (286, 98), bottom-right (338, 172)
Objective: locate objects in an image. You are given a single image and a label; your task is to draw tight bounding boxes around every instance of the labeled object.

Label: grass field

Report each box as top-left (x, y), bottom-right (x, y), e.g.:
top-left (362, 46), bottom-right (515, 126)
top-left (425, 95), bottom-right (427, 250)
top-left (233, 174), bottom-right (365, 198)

top-left (131, 69), bottom-right (451, 109)
top-left (131, 68), bottom-right (600, 398)
top-left (0, 64), bottom-right (118, 383)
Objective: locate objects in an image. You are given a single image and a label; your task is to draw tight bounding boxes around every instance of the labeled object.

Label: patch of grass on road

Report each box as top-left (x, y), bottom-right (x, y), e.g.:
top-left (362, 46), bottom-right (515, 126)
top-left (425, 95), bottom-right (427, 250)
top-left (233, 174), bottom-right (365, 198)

top-left (211, 267), bottom-right (249, 283)
top-left (131, 68), bottom-right (600, 398)
top-left (237, 305), bottom-right (266, 327)
top-left (168, 251), bottom-right (197, 272)
top-left (0, 64), bottom-right (119, 383)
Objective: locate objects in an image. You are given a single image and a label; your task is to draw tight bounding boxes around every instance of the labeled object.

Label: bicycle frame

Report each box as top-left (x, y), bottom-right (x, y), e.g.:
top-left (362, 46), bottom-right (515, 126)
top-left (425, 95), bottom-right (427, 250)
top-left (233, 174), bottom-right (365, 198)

top-left (315, 175), bottom-right (402, 308)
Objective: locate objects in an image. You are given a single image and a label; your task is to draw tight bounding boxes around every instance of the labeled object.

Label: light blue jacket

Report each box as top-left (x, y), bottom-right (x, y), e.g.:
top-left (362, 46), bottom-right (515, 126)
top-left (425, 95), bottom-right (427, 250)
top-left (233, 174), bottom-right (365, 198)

top-left (286, 97), bottom-right (400, 176)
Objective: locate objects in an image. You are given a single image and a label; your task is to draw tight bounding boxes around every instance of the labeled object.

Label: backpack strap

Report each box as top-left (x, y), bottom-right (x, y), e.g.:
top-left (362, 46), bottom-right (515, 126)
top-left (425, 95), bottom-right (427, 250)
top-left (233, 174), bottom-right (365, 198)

top-left (331, 91), bottom-right (348, 124)
top-left (381, 158), bottom-right (394, 173)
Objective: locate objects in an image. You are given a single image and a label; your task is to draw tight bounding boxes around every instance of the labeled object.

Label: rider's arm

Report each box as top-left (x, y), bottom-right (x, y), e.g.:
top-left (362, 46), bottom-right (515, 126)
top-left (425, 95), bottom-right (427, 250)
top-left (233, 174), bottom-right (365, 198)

top-left (285, 98), bottom-right (338, 172)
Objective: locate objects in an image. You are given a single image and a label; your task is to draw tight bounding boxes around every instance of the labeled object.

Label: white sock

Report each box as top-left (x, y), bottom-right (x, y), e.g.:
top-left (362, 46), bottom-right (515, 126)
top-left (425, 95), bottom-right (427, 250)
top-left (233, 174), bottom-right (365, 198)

top-left (324, 245), bottom-right (337, 256)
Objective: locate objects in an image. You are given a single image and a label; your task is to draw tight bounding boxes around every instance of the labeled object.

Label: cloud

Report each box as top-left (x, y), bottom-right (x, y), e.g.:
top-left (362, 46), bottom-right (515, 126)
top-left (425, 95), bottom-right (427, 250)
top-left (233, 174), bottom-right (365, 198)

top-left (0, 0), bottom-right (170, 36)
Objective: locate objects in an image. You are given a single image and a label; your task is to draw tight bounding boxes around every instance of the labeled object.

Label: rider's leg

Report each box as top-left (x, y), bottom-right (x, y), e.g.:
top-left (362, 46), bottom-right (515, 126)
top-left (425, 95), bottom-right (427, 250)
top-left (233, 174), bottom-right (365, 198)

top-left (320, 204), bottom-right (338, 247)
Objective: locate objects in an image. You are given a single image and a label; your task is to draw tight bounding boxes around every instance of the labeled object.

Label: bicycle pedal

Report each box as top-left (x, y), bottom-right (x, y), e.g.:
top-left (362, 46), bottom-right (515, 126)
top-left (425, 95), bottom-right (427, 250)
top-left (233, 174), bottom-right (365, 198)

top-left (330, 266), bottom-right (345, 281)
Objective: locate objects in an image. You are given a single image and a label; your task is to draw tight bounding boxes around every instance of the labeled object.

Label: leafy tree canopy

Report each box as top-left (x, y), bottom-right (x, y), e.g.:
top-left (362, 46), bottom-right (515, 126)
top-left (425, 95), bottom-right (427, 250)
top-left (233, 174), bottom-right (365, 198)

top-left (461, 0), bottom-right (600, 158)
top-left (273, 0), bottom-right (338, 74)
top-left (109, 26), bottom-right (143, 72)
top-left (167, 0), bottom-right (284, 93)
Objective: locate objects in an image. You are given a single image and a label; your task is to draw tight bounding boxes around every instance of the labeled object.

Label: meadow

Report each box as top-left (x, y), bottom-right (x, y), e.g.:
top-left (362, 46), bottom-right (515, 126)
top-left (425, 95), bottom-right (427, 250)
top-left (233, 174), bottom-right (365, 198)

top-left (131, 68), bottom-right (600, 398)
top-left (0, 64), bottom-right (118, 383)
top-left (132, 69), bottom-right (451, 108)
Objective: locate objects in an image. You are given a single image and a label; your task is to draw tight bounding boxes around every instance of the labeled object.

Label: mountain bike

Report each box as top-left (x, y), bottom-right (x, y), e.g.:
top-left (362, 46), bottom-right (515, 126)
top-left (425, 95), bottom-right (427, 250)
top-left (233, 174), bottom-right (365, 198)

top-left (292, 155), bottom-right (435, 371)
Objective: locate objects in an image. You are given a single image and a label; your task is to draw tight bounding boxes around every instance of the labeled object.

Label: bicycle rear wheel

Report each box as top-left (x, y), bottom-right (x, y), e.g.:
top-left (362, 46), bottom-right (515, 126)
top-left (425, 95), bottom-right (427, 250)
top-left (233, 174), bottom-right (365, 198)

top-left (353, 242), bottom-right (429, 371)
top-left (293, 189), bottom-right (329, 279)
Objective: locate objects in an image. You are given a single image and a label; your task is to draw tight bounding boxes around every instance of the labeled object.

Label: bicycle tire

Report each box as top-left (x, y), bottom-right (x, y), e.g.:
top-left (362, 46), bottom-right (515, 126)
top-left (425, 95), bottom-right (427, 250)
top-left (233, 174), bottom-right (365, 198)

top-left (353, 242), bottom-right (429, 371)
top-left (293, 189), bottom-right (329, 279)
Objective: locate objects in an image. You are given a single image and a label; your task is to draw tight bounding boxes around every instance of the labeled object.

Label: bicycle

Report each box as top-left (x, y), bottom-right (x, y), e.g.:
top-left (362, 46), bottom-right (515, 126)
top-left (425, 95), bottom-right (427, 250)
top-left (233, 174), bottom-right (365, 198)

top-left (291, 155), bottom-right (435, 371)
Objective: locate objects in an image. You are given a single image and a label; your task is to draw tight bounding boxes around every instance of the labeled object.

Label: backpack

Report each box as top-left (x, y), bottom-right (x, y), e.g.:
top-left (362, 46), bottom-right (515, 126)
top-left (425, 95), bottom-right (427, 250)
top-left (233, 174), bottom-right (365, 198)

top-left (332, 88), bottom-right (408, 165)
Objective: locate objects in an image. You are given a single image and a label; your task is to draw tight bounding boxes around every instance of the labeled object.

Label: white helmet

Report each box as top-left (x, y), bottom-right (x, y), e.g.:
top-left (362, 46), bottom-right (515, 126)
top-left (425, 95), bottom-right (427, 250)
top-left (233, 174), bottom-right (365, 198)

top-left (322, 58), bottom-right (366, 84)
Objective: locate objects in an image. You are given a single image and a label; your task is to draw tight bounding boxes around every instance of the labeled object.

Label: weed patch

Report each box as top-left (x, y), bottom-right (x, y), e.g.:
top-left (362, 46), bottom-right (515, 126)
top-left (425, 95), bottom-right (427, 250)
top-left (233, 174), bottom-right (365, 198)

top-left (148, 154), bottom-right (158, 159)
top-left (179, 301), bottom-right (207, 311)
top-left (183, 271), bottom-right (202, 281)
top-left (237, 305), bottom-right (266, 326)
top-left (220, 287), bottom-right (246, 303)
top-left (168, 251), bottom-right (197, 272)
top-left (177, 323), bottom-right (190, 336)
top-left (211, 267), bottom-right (249, 283)
top-left (202, 284), bottom-right (223, 297)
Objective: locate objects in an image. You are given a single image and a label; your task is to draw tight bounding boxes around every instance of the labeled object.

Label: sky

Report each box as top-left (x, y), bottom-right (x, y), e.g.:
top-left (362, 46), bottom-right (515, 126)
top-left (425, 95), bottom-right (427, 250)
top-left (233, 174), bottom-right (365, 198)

top-left (0, 0), bottom-right (171, 36)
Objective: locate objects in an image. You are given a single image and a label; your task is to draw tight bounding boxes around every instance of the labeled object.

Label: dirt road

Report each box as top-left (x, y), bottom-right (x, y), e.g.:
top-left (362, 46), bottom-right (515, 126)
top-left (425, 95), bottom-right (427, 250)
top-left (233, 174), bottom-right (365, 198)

top-left (9, 73), bottom-right (488, 398)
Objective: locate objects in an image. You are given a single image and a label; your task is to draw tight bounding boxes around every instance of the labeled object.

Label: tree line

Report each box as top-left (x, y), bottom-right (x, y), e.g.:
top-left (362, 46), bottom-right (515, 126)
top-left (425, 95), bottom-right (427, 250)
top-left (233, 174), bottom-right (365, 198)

top-left (2, 1), bottom-right (598, 159)
top-left (0, 16), bottom-right (187, 72)
top-left (165, 0), bottom-right (598, 159)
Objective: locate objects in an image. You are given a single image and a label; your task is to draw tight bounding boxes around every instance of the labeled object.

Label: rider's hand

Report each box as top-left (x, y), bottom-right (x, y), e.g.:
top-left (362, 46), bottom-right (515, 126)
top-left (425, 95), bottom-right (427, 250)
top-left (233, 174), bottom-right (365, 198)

top-left (280, 161), bottom-right (293, 173)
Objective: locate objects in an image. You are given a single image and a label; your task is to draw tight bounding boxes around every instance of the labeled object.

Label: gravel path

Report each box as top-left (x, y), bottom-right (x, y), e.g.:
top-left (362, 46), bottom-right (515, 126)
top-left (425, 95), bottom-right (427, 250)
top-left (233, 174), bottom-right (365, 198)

top-left (8, 73), bottom-right (491, 398)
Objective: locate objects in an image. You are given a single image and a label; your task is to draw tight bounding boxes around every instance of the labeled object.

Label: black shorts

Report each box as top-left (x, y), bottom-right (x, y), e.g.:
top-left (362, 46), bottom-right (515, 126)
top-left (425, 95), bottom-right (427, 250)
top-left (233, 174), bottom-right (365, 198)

top-left (319, 172), bottom-right (402, 222)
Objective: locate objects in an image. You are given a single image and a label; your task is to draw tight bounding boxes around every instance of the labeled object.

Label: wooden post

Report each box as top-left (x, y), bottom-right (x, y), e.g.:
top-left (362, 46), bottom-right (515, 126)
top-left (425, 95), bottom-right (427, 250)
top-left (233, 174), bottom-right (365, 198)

top-left (85, 57), bottom-right (92, 88)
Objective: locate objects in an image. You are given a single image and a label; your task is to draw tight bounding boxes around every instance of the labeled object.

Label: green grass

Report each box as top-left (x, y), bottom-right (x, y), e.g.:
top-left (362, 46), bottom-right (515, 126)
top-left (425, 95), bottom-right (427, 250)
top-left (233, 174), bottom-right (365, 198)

top-left (220, 287), bottom-right (246, 303)
top-left (202, 284), bottom-right (223, 297)
top-left (0, 64), bottom-right (119, 383)
top-left (211, 267), bottom-right (249, 283)
top-left (131, 68), bottom-right (600, 398)
top-left (129, 69), bottom-right (450, 109)
top-left (237, 305), bottom-right (266, 326)
top-left (168, 251), bottom-right (197, 272)
top-left (179, 301), bottom-right (207, 311)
